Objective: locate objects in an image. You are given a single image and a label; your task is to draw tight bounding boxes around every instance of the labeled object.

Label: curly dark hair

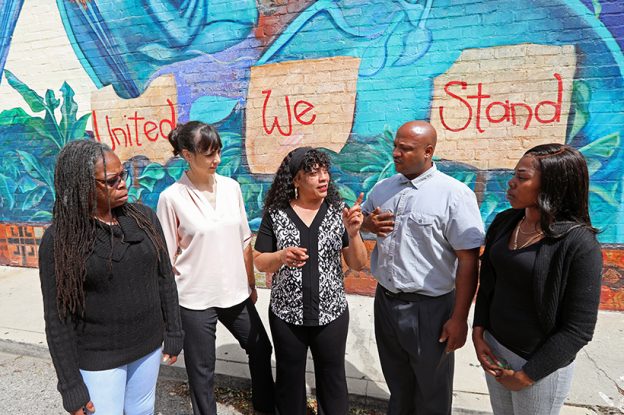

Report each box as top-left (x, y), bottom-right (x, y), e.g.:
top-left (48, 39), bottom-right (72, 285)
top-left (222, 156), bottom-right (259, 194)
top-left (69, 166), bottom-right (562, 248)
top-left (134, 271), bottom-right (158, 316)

top-left (524, 143), bottom-right (597, 236)
top-left (263, 148), bottom-right (341, 211)
top-left (52, 139), bottom-right (168, 319)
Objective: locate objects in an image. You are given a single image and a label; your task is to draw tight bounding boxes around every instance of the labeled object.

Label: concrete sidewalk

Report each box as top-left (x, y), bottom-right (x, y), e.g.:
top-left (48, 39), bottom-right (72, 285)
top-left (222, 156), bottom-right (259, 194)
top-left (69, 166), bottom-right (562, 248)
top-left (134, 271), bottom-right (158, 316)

top-left (0, 265), bottom-right (621, 414)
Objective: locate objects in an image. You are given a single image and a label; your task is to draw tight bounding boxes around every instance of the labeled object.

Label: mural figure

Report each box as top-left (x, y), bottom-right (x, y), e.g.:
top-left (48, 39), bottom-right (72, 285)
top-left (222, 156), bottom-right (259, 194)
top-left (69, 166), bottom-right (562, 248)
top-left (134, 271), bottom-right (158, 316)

top-left (0, 0), bottom-right (24, 78)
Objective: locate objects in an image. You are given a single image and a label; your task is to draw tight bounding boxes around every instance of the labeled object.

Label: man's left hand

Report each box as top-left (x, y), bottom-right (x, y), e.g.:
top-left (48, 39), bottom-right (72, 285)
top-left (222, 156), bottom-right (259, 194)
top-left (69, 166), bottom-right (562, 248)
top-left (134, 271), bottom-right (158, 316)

top-left (438, 317), bottom-right (468, 353)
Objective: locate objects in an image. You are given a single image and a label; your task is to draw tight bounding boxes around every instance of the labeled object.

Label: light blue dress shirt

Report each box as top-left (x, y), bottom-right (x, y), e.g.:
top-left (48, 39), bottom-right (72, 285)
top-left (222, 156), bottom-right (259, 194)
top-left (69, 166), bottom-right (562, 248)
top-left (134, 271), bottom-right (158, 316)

top-left (362, 164), bottom-right (485, 296)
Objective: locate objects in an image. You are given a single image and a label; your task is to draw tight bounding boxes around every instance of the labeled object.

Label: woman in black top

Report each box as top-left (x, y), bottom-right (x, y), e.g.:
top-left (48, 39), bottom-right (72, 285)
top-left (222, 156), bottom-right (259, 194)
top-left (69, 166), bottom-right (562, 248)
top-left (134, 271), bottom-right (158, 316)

top-left (39, 140), bottom-right (183, 414)
top-left (254, 147), bottom-right (367, 415)
top-left (473, 144), bottom-right (603, 414)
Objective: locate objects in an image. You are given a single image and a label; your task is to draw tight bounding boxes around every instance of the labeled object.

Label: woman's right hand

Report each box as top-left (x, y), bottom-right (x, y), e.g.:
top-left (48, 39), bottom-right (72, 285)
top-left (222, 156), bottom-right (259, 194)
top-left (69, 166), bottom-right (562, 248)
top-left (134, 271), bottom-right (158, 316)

top-left (472, 327), bottom-right (502, 377)
top-left (279, 246), bottom-right (308, 268)
top-left (71, 401), bottom-right (95, 414)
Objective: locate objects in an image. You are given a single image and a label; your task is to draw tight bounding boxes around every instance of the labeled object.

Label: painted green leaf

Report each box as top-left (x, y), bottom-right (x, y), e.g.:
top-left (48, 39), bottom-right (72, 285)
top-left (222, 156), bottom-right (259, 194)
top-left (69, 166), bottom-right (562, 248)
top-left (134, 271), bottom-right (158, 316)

top-left (30, 211), bottom-right (53, 221)
top-left (569, 81), bottom-right (591, 139)
top-left (338, 184), bottom-right (357, 206)
top-left (17, 175), bottom-right (41, 193)
top-left (16, 150), bottom-right (53, 187)
top-left (256, 184), bottom-right (266, 211)
top-left (0, 173), bottom-right (17, 209)
top-left (0, 108), bottom-right (56, 143)
top-left (4, 70), bottom-right (45, 113)
top-left (45, 89), bottom-right (60, 111)
top-left (592, 0), bottom-right (602, 18)
top-left (480, 192), bottom-right (504, 224)
top-left (190, 96), bottom-right (238, 125)
top-left (15, 150), bottom-right (43, 179)
top-left (128, 186), bottom-right (144, 203)
top-left (137, 163), bottom-right (166, 192)
top-left (69, 113), bottom-right (91, 141)
top-left (20, 187), bottom-right (47, 211)
top-left (363, 173), bottom-right (380, 193)
top-left (378, 161), bottom-right (396, 181)
top-left (590, 182), bottom-right (618, 207)
top-left (60, 81), bottom-right (79, 142)
top-left (579, 132), bottom-right (619, 158)
top-left (579, 132), bottom-right (620, 175)
top-left (166, 158), bottom-right (188, 181)
top-left (139, 163), bottom-right (166, 180)
top-left (0, 107), bottom-right (34, 126)
top-left (0, 154), bottom-right (20, 178)
top-left (43, 109), bottom-right (63, 149)
top-left (217, 156), bottom-right (241, 177)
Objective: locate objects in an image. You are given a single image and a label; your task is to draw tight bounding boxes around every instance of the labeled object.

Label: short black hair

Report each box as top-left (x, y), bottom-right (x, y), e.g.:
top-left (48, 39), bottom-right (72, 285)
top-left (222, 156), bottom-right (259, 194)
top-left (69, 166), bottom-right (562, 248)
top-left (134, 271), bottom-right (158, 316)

top-left (167, 121), bottom-right (222, 156)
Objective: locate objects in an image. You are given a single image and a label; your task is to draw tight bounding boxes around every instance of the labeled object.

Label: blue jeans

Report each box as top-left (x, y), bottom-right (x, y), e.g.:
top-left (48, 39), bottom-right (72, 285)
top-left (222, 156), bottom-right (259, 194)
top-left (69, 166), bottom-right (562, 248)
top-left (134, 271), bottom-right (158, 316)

top-left (79, 347), bottom-right (161, 415)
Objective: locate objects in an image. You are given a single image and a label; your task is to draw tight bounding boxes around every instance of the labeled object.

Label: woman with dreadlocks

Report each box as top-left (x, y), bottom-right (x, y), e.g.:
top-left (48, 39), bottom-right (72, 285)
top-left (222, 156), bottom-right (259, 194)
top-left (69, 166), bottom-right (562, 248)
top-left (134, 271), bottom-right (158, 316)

top-left (253, 147), bottom-right (367, 415)
top-left (157, 121), bottom-right (275, 415)
top-left (38, 140), bottom-right (184, 415)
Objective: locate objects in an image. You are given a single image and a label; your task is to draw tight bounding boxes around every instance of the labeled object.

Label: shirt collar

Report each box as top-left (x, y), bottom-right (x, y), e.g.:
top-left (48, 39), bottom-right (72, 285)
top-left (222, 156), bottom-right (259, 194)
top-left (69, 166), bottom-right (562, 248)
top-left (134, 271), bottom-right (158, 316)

top-left (399, 163), bottom-right (438, 189)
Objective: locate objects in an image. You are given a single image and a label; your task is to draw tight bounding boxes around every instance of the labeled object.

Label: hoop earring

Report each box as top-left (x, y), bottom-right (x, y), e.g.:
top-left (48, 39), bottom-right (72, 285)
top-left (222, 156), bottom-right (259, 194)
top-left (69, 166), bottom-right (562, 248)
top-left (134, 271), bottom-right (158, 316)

top-left (294, 187), bottom-right (298, 199)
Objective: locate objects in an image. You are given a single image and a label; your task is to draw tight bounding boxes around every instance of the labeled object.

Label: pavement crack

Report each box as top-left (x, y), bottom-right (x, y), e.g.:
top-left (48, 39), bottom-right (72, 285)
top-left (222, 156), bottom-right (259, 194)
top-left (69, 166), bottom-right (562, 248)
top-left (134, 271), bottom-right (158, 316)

top-left (581, 349), bottom-right (624, 396)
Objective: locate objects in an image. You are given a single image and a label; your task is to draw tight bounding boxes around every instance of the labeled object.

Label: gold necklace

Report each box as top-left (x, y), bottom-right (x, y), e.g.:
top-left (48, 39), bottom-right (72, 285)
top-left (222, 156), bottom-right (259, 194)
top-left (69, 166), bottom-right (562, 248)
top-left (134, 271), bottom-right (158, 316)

top-left (517, 216), bottom-right (541, 235)
top-left (95, 216), bottom-right (119, 226)
top-left (512, 219), bottom-right (544, 250)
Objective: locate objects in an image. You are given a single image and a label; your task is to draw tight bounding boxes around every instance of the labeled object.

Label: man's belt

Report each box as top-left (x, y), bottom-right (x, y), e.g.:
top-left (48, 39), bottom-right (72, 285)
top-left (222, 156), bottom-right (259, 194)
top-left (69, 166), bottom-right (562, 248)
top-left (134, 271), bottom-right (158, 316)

top-left (380, 285), bottom-right (452, 302)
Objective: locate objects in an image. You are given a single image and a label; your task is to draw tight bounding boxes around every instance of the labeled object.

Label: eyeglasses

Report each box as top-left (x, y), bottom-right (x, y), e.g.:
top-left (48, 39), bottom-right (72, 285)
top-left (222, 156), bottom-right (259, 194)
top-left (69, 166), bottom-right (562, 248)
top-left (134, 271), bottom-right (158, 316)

top-left (95, 170), bottom-right (128, 188)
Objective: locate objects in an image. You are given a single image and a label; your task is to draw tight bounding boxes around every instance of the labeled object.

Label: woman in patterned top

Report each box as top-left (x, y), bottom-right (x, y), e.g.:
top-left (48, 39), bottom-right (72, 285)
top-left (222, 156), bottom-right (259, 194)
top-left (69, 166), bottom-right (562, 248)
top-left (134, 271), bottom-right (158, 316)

top-left (254, 147), bottom-right (367, 415)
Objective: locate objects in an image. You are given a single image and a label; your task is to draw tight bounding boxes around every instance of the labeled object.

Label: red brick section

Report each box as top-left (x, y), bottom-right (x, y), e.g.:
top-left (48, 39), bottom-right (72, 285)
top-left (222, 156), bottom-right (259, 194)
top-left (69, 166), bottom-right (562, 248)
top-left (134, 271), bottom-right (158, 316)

top-left (1, 224), bottom-right (622, 311)
top-left (255, 0), bottom-right (315, 47)
top-left (1, 224), bottom-right (45, 267)
top-left (600, 248), bottom-right (624, 311)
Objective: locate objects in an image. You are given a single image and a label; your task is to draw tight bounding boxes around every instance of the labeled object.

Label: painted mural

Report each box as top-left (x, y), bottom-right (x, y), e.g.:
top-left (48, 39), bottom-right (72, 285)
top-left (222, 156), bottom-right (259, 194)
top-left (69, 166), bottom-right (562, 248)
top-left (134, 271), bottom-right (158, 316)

top-left (0, 0), bottom-right (623, 307)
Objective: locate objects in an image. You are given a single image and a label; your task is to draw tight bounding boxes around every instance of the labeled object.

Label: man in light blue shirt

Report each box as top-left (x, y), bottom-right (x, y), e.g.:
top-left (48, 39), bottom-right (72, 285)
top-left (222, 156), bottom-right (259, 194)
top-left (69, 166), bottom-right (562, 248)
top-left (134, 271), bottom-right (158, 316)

top-left (362, 121), bottom-right (484, 415)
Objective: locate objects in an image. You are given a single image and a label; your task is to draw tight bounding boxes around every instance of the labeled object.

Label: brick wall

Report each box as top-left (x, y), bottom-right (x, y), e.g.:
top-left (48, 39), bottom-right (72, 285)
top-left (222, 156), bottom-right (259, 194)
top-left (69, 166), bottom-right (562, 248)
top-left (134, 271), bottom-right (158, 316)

top-left (0, 0), bottom-right (623, 310)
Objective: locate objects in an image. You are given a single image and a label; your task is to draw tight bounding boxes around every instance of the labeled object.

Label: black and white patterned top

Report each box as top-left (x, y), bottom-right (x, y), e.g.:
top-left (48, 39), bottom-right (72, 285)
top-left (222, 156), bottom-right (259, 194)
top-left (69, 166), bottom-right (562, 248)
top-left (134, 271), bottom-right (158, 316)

top-left (255, 201), bottom-right (349, 326)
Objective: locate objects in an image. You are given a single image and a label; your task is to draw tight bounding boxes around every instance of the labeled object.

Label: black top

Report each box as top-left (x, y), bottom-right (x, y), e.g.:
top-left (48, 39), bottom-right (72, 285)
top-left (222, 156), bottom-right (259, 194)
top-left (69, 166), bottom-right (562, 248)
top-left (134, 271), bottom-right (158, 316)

top-left (255, 201), bottom-right (349, 326)
top-left (489, 228), bottom-right (544, 359)
top-left (39, 203), bottom-right (184, 412)
top-left (474, 208), bottom-right (603, 381)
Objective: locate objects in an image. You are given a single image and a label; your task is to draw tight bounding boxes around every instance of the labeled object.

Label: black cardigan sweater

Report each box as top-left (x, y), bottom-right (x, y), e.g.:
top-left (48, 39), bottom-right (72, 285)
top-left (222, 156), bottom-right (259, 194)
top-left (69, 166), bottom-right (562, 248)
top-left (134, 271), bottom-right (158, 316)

top-left (39, 204), bottom-right (184, 412)
top-left (473, 208), bottom-right (603, 382)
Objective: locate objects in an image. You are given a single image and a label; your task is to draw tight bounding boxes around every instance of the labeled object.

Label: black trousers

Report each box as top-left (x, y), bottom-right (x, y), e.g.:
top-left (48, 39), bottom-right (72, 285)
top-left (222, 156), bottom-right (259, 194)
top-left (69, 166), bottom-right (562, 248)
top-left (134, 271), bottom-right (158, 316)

top-left (269, 308), bottom-right (349, 415)
top-left (374, 285), bottom-right (455, 415)
top-left (180, 297), bottom-right (275, 415)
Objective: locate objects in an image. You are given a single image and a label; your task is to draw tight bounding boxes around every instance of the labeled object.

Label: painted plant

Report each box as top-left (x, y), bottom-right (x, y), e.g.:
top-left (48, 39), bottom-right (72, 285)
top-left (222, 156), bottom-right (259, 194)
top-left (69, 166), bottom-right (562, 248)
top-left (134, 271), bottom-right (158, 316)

top-left (0, 70), bottom-right (90, 221)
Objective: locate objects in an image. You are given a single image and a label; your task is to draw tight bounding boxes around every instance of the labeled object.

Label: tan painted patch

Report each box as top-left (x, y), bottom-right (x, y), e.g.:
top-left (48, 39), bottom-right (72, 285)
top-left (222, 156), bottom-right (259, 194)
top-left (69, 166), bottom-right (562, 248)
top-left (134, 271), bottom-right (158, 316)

top-left (90, 75), bottom-right (178, 164)
top-left (245, 56), bottom-right (360, 174)
top-left (430, 44), bottom-right (576, 169)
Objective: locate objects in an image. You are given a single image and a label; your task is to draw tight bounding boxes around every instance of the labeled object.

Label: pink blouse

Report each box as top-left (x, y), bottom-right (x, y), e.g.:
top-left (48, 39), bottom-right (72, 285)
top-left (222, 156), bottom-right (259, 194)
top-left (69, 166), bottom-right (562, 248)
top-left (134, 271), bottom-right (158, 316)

top-left (157, 173), bottom-right (252, 309)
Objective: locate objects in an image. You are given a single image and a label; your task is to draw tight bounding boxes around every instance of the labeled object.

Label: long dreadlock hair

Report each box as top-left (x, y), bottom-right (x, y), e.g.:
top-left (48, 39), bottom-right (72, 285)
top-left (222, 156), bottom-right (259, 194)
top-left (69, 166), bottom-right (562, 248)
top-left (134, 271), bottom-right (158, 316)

top-left (53, 139), bottom-right (168, 320)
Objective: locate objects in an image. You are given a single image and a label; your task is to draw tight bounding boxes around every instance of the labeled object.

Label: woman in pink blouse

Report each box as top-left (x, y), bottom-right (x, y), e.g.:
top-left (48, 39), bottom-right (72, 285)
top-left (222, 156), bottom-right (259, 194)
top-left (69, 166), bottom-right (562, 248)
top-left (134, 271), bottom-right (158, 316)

top-left (157, 121), bottom-right (275, 415)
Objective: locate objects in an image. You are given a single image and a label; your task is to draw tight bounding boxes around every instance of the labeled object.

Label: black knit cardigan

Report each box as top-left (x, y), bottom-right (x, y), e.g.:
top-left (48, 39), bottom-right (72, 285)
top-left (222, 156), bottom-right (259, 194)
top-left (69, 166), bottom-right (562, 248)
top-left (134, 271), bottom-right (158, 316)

top-left (473, 208), bottom-right (603, 381)
top-left (39, 203), bottom-right (184, 412)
